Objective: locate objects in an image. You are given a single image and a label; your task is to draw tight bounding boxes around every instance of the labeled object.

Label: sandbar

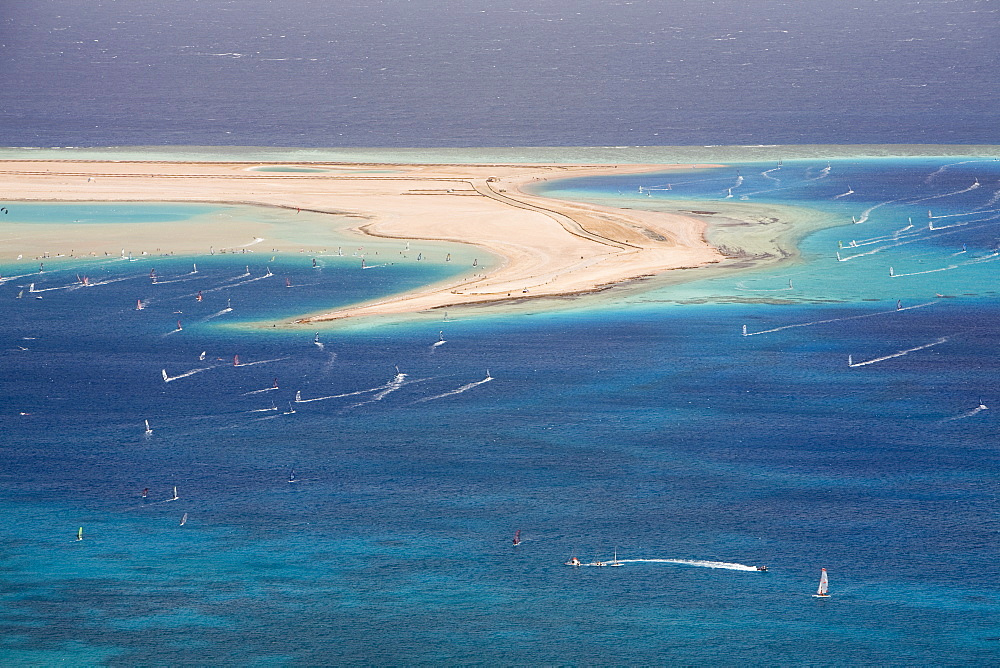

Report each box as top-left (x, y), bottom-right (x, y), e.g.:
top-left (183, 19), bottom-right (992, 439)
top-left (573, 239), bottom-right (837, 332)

top-left (0, 159), bottom-right (773, 323)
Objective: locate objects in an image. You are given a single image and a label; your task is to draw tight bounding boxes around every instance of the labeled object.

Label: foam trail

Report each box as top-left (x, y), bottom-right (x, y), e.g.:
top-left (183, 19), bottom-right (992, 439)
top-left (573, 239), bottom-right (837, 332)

top-left (294, 377), bottom-right (401, 403)
top-left (234, 356), bottom-right (289, 368)
top-left (735, 280), bottom-right (793, 292)
top-left (925, 159), bottom-right (998, 183)
top-left (909, 179), bottom-right (981, 204)
top-left (852, 198), bottom-right (906, 225)
top-left (202, 306), bottom-right (233, 321)
top-left (760, 167), bottom-right (781, 182)
top-left (929, 207), bottom-right (1000, 219)
top-left (320, 351), bottom-right (338, 375)
top-left (941, 403), bottom-right (988, 422)
top-left (242, 237), bottom-right (265, 247)
top-left (162, 366), bottom-right (214, 382)
top-left (743, 302), bottom-right (935, 337)
top-left (149, 275), bottom-right (199, 285)
top-left (975, 186), bottom-right (1000, 210)
top-left (848, 336), bottom-right (949, 367)
top-left (832, 187), bottom-right (855, 199)
top-left (247, 406), bottom-right (279, 413)
top-left (28, 282), bottom-right (79, 293)
top-left (349, 372), bottom-right (409, 407)
top-left (0, 271), bottom-right (38, 285)
top-left (805, 163), bottom-right (831, 181)
top-left (415, 373), bottom-right (493, 403)
top-left (889, 264), bottom-right (959, 277)
top-left (964, 251), bottom-right (1000, 265)
top-left (242, 387), bottom-right (279, 395)
top-left (85, 275), bottom-right (139, 287)
top-left (615, 558), bottom-right (759, 572)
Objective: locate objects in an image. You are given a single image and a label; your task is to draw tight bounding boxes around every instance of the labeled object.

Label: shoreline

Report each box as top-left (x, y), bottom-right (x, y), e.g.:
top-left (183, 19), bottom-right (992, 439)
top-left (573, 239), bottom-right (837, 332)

top-left (0, 159), bottom-right (751, 324)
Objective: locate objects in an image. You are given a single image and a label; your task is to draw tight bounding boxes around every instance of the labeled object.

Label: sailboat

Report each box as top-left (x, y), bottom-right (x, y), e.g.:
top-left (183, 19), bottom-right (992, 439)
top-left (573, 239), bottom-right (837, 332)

top-left (171, 486), bottom-right (179, 501)
top-left (175, 320), bottom-right (183, 331)
top-left (288, 469), bottom-right (297, 483)
top-left (812, 568), bottom-right (830, 598)
top-left (233, 354), bottom-right (240, 367)
top-left (609, 549), bottom-right (623, 567)
top-left (179, 513), bottom-right (188, 526)
top-left (144, 419), bottom-right (153, 435)
top-left (76, 527), bottom-right (83, 541)
top-left (198, 351), bottom-right (206, 361)
top-left (161, 369), bottom-right (169, 382)
top-left (196, 290), bottom-right (203, 302)
top-left (136, 298), bottom-right (144, 310)
top-left (286, 278), bottom-right (292, 288)
top-left (512, 530), bottom-right (521, 546)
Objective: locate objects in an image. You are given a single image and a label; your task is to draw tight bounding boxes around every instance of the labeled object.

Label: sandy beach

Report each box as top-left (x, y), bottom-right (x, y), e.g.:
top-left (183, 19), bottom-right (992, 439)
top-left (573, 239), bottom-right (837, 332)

top-left (0, 159), bottom-right (795, 322)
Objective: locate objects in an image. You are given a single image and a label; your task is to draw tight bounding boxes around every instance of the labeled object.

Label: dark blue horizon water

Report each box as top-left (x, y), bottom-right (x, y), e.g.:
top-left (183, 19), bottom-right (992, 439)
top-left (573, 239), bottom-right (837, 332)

top-left (2, 0), bottom-right (999, 148)
top-left (2, 157), bottom-right (1000, 664)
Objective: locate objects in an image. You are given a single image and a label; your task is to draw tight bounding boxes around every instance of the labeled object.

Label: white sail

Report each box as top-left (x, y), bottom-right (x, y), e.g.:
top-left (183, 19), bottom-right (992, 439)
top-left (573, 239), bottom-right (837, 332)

top-left (814, 568), bottom-right (830, 597)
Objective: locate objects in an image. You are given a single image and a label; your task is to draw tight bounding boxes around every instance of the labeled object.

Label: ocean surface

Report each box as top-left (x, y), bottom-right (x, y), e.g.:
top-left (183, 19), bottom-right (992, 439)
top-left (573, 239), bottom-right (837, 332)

top-left (2, 0), bottom-right (999, 148)
top-left (2, 156), bottom-right (1000, 665)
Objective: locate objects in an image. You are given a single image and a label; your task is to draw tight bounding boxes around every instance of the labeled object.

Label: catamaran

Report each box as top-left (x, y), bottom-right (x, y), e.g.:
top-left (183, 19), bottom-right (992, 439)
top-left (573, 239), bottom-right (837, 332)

top-left (813, 568), bottom-right (830, 598)
top-left (609, 550), bottom-right (623, 567)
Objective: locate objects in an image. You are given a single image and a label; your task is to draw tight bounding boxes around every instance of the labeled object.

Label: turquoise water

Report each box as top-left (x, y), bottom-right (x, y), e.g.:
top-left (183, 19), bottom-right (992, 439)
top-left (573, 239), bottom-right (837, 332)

top-left (2, 157), bottom-right (1000, 665)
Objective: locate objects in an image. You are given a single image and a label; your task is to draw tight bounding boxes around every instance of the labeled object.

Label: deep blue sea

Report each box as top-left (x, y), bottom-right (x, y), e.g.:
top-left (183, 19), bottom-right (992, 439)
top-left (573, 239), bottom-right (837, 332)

top-left (2, 0), bottom-right (999, 147)
top-left (2, 157), bottom-right (999, 665)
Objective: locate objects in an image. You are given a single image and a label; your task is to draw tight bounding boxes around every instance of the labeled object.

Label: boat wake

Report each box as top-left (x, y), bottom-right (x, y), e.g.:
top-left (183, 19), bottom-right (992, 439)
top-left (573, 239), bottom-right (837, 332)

top-left (295, 373), bottom-right (407, 404)
top-left (889, 264), bottom-right (959, 278)
top-left (234, 356), bottom-right (290, 368)
top-left (848, 336), bottom-right (949, 368)
top-left (615, 558), bottom-right (759, 572)
top-left (742, 301), bottom-right (934, 337)
top-left (909, 178), bottom-right (981, 203)
top-left (242, 386), bottom-right (279, 395)
top-left (942, 403), bottom-right (988, 422)
top-left (414, 372), bottom-right (493, 403)
top-left (348, 371), bottom-right (409, 407)
top-left (202, 305), bottom-right (234, 321)
top-left (162, 366), bottom-right (215, 382)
